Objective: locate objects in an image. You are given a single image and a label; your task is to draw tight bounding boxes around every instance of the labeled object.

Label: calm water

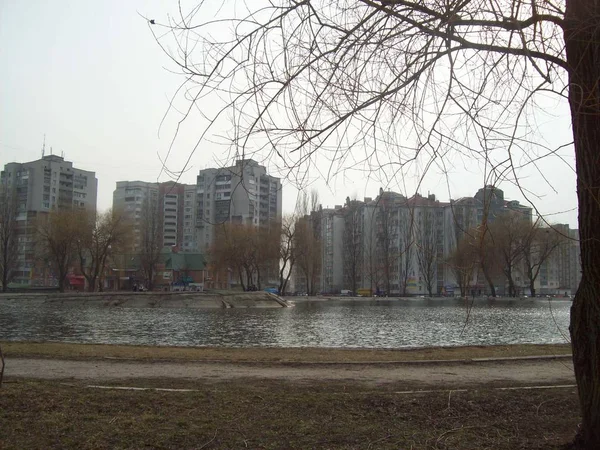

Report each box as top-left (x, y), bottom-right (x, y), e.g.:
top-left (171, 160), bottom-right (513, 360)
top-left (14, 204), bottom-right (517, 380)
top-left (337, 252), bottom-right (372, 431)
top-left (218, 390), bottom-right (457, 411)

top-left (0, 297), bottom-right (571, 348)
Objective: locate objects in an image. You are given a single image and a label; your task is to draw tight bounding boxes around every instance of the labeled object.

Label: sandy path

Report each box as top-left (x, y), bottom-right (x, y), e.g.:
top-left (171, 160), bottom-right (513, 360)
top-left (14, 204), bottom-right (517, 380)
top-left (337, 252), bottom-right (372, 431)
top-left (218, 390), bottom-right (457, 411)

top-left (5, 357), bottom-right (575, 388)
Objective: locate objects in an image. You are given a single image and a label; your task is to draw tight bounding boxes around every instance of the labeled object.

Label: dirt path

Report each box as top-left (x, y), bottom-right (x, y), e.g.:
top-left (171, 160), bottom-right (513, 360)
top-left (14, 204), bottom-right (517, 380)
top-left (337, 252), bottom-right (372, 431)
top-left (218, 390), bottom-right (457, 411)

top-left (5, 357), bottom-right (575, 388)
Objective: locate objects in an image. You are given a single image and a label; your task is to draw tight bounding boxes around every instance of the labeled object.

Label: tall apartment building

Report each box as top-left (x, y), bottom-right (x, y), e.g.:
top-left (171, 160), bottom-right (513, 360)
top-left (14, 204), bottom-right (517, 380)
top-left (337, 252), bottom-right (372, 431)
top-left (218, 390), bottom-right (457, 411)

top-left (399, 194), bottom-right (451, 295)
top-left (319, 206), bottom-right (346, 293)
top-left (474, 185), bottom-right (533, 223)
top-left (1, 154), bottom-right (98, 286)
top-left (113, 181), bottom-right (159, 251)
top-left (293, 186), bottom-right (540, 296)
top-left (546, 224), bottom-right (581, 295)
top-left (113, 181), bottom-right (197, 251)
top-left (195, 159), bottom-right (283, 250)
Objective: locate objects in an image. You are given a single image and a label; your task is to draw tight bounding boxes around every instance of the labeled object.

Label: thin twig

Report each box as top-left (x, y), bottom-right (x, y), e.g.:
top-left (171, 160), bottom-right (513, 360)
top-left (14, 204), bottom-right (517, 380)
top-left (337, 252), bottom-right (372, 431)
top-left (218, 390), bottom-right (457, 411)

top-left (436, 425), bottom-right (479, 448)
top-left (367, 434), bottom-right (392, 449)
top-left (198, 429), bottom-right (218, 450)
top-left (536, 398), bottom-right (556, 415)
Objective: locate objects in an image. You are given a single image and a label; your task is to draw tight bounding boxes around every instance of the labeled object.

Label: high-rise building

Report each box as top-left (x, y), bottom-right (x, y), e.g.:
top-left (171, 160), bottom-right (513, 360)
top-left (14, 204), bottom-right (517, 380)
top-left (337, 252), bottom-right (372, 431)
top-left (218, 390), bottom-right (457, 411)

top-left (474, 185), bottom-right (532, 223)
top-left (113, 180), bottom-right (159, 251)
top-left (293, 186), bottom-right (539, 296)
top-left (195, 159), bottom-right (282, 250)
top-left (549, 224), bottom-right (581, 295)
top-left (113, 181), bottom-right (196, 251)
top-left (1, 154), bottom-right (98, 286)
top-left (319, 206), bottom-right (345, 294)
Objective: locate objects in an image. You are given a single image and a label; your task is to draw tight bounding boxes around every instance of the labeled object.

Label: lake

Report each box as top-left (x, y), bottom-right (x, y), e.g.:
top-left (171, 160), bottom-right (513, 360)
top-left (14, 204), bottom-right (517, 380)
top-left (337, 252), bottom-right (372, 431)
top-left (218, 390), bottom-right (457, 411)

top-left (0, 297), bottom-right (571, 348)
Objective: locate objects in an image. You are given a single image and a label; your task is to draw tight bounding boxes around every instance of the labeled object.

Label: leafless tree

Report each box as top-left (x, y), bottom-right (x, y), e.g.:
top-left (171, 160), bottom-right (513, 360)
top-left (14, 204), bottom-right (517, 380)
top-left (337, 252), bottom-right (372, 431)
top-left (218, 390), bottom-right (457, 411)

top-left (211, 222), bottom-right (251, 290)
top-left (35, 209), bottom-right (80, 292)
top-left (489, 212), bottom-right (529, 297)
top-left (139, 196), bottom-right (162, 291)
top-left (447, 229), bottom-right (478, 297)
top-left (522, 218), bottom-right (565, 298)
top-left (0, 185), bottom-right (18, 292)
top-left (476, 223), bottom-right (501, 297)
top-left (375, 194), bottom-right (399, 295)
top-left (448, 201), bottom-right (478, 297)
top-left (343, 197), bottom-right (362, 294)
top-left (278, 214), bottom-right (298, 295)
top-left (398, 208), bottom-right (414, 297)
top-left (294, 191), bottom-right (321, 295)
top-left (75, 209), bottom-right (132, 292)
top-left (416, 208), bottom-right (438, 297)
top-left (249, 224), bottom-right (280, 289)
top-left (153, 1), bottom-right (600, 445)
top-left (364, 208), bottom-right (382, 296)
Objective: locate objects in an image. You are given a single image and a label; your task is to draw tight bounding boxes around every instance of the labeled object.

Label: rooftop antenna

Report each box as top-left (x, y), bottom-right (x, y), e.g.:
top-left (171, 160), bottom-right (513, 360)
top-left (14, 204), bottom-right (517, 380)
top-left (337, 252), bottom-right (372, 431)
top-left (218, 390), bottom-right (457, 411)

top-left (61, 150), bottom-right (64, 158)
top-left (41, 134), bottom-right (46, 157)
top-left (50, 146), bottom-right (53, 155)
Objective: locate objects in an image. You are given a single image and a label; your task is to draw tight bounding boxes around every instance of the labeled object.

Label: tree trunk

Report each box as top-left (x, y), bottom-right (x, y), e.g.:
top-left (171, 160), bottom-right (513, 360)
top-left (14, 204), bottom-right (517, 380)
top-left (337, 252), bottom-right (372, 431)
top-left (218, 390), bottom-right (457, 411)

top-left (565, 1), bottom-right (600, 447)
top-left (147, 268), bottom-right (154, 291)
top-left (238, 268), bottom-right (245, 291)
top-left (1, 270), bottom-right (7, 292)
top-left (256, 266), bottom-right (262, 290)
top-left (480, 263), bottom-right (496, 297)
top-left (58, 277), bottom-right (65, 293)
top-left (507, 277), bottom-right (515, 297)
top-left (87, 276), bottom-right (97, 292)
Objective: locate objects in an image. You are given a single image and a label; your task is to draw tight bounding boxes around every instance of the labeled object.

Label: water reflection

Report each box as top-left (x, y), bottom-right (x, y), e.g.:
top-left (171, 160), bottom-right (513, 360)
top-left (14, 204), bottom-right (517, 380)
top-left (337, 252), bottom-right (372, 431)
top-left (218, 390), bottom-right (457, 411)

top-left (0, 297), bottom-right (570, 348)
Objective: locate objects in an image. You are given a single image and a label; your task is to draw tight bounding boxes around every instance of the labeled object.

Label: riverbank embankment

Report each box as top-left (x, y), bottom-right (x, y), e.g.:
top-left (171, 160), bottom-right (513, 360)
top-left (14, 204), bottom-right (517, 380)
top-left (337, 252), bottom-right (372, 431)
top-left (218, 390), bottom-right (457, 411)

top-left (0, 291), bottom-right (291, 308)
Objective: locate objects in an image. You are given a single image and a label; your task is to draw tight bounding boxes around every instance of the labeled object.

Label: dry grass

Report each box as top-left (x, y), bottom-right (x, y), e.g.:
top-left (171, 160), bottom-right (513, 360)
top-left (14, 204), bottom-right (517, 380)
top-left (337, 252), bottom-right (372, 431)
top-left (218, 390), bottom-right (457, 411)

top-left (0, 378), bottom-right (579, 449)
top-left (1, 341), bottom-right (572, 363)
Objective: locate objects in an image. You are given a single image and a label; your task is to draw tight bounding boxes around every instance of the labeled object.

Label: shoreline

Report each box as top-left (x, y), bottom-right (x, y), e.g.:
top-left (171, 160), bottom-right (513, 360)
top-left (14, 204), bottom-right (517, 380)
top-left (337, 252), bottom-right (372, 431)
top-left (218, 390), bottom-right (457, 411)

top-left (1, 341), bottom-right (572, 363)
top-left (0, 290), bottom-right (292, 308)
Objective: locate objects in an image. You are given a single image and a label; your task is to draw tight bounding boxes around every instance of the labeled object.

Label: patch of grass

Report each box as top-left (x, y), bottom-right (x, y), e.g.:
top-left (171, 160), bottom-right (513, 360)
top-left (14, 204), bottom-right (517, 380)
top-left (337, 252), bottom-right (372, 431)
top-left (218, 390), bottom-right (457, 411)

top-left (0, 378), bottom-right (579, 449)
top-left (1, 341), bottom-right (572, 363)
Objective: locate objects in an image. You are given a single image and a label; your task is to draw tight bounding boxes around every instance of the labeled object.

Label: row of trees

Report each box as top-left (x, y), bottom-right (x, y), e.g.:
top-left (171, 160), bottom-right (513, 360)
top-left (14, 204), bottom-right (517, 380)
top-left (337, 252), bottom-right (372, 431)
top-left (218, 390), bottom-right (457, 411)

top-left (209, 192), bottom-right (322, 295)
top-left (35, 208), bottom-right (132, 292)
top-left (448, 213), bottom-right (566, 298)
top-left (0, 186), bottom-right (168, 293)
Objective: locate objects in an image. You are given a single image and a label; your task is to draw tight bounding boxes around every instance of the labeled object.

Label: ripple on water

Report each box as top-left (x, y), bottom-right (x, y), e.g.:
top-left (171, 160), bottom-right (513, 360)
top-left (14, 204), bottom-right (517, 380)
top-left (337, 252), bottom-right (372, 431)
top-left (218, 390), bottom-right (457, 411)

top-left (0, 298), bottom-right (570, 348)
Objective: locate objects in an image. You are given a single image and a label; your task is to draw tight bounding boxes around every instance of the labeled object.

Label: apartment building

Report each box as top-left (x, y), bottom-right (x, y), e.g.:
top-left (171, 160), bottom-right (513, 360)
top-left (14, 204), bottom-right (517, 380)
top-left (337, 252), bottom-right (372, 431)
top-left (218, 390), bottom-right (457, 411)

top-left (113, 181), bottom-right (159, 251)
top-left (195, 159), bottom-right (282, 250)
top-left (182, 185), bottom-right (198, 252)
top-left (542, 224), bottom-right (581, 295)
top-left (113, 181), bottom-right (195, 251)
top-left (1, 154), bottom-right (97, 286)
top-left (293, 186), bottom-right (541, 296)
top-left (474, 185), bottom-right (533, 223)
top-left (319, 206), bottom-right (345, 294)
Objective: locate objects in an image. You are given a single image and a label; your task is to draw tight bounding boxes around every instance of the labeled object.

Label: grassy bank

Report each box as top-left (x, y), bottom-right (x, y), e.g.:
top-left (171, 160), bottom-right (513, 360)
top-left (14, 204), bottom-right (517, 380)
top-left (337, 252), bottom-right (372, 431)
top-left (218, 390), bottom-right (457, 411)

top-left (0, 378), bottom-right (579, 449)
top-left (1, 341), bottom-right (572, 363)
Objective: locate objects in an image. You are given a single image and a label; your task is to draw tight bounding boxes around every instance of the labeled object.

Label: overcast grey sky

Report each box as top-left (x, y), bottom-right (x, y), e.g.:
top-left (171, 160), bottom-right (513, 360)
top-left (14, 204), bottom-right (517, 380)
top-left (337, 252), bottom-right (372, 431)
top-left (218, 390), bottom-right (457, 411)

top-left (0, 1), bottom-right (578, 227)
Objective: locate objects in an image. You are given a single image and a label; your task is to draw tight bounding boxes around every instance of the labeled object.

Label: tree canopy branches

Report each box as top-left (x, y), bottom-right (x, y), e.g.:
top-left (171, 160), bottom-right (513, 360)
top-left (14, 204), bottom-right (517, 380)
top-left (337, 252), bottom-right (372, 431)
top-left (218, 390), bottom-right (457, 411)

top-left (152, 0), bottom-right (569, 196)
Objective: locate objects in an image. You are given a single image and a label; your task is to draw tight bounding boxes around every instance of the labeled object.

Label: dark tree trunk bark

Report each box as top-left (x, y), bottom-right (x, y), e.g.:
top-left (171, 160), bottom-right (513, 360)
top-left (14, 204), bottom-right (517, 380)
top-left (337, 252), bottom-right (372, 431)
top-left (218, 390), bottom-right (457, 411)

top-left (238, 268), bottom-right (245, 291)
top-left (87, 276), bottom-right (97, 292)
top-left (481, 265), bottom-right (496, 297)
top-left (147, 268), bottom-right (154, 291)
top-left (565, 1), bottom-right (600, 447)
